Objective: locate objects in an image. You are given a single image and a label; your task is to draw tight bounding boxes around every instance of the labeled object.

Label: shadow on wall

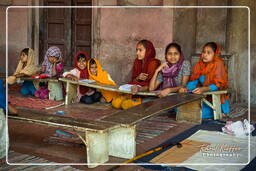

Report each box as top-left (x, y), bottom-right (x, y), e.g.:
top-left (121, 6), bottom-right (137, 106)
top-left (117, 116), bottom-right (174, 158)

top-left (0, 45), bottom-right (6, 74)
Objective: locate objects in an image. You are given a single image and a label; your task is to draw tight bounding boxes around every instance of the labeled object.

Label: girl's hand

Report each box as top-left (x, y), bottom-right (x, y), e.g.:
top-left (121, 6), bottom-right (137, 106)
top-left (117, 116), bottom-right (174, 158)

top-left (179, 87), bottom-right (188, 93)
top-left (66, 74), bottom-right (78, 81)
top-left (131, 85), bottom-right (139, 95)
top-left (136, 73), bottom-right (148, 81)
top-left (156, 62), bottom-right (169, 73)
top-left (157, 88), bottom-right (170, 98)
top-left (192, 87), bottom-right (209, 94)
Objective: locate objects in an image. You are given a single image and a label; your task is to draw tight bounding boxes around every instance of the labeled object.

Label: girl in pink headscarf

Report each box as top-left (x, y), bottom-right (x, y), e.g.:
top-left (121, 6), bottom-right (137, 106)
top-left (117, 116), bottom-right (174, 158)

top-left (35, 46), bottom-right (63, 99)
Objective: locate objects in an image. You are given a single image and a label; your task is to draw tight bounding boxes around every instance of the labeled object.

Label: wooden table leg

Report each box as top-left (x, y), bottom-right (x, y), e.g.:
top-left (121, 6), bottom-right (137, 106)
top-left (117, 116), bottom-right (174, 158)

top-left (108, 125), bottom-right (136, 159)
top-left (48, 81), bottom-right (63, 101)
top-left (176, 100), bottom-right (202, 124)
top-left (65, 82), bottom-right (77, 105)
top-left (212, 94), bottom-right (222, 120)
top-left (86, 130), bottom-right (109, 168)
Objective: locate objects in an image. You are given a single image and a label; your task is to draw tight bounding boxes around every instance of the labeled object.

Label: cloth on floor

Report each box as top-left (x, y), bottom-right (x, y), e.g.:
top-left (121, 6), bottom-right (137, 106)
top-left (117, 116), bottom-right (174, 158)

top-left (151, 139), bottom-right (210, 164)
top-left (8, 95), bottom-right (63, 109)
top-left (134, 120), bottom-right (256, 170)
top-left (222, 119), bottom-right (255, 138)
top-left (177, 130), bottom-right (256, 171)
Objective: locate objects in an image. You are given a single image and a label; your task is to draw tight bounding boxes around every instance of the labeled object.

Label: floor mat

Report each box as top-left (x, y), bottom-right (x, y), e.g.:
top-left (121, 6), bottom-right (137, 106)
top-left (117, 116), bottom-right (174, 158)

top-left (151, 130), bottom-right (256, 171)
top-left (8, 95), bottom-right (64, 110)
top-left (0, 151), bottom-right (81, 171)
top-left (228, 103), bottom-right (248, 118)
top-left (134, 120), bottom-right (256, 171)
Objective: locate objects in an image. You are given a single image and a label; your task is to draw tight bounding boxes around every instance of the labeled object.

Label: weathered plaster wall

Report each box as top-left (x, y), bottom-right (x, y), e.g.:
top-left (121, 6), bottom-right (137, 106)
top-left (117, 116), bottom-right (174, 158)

top-left (1, 0), bottom-right (254, 104)
top-left (226, 0), bottom-right (252, 104)
top-left (172, 0), bottom-right (197, 59)
top-left (0, 0), bottom-right (32, 75)
top-left (196, 0), bottom-right (228, 53)
top-left (96, 7), bottom-right (173, 84)
top-left (251, 1), bottom-right (256, 104)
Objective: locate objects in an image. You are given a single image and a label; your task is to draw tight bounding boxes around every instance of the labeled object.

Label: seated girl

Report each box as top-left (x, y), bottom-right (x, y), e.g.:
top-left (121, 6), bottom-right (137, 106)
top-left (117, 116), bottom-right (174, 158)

top-left (112, 40), bottom-right (160, 109)
top-left (179, 42), bottom-right (230, 119)
top-left (7, 48), bottom-right (38, 96)
top-left (149, 43), bottom-right (191, 97)
top-left (63, 52), bottom-right (96, 104)
top-left (87, 58), bottom-right (118, 104)
top-left (35, 46), bottom-right (63, 99)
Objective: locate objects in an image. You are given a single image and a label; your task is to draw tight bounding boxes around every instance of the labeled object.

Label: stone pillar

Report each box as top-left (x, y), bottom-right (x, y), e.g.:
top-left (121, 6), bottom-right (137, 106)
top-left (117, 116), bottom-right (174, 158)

top-left (196, 0), bottom-right (228, 53)
top-left (172, 0), bottom-right (197, 59)
top-left (226, 0), bottom-right (251, 103)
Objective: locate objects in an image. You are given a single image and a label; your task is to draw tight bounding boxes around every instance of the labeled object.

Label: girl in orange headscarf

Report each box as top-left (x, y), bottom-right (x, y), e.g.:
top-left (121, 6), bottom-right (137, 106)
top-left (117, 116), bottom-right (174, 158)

top-left (180, 42), bottom-right (229, 119)
top-left (87, 58), bottom-right (118, 103)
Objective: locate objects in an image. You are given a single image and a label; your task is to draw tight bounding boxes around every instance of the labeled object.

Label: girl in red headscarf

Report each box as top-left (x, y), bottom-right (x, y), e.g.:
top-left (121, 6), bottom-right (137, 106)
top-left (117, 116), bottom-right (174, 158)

top-left (112, 40), bottom-right (160, 110)
top-left (63, 52), bottom-right (97, 103)
top-left (179, 42), bottom-right (230, 119)
top-left (129, 39), bottom-right (161, 94)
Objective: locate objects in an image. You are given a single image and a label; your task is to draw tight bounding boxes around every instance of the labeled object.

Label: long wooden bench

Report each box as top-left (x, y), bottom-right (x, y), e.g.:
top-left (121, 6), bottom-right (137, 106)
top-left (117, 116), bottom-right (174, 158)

top-left (8, 93), bottom-right (205, 167)
top-left (58, 77), bottom-right (169, 105)
top-left (59, 77), bottom-right (227, 120)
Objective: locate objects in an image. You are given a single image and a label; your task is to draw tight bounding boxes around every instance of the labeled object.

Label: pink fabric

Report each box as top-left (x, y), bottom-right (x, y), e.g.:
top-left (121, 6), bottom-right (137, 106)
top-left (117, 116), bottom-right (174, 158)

top-left (35, 87), bottom-right (50, 99)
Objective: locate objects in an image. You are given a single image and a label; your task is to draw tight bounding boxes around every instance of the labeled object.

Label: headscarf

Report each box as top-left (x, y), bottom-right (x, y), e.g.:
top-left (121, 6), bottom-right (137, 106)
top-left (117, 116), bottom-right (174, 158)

top-left (190, 43), bottom-right (228, 103)
top-left (87, 58), bottom-right (118, 102)
top-left (8, 48), bottom-right (38, 84)
top-left (42, 46), bottom-right (62, 77)
top-left (130, 40), bottom-right (160, 86)
top-left (74, 51), bottom-right (90, 95)
top-left (161, 52), bottom-right (185, 89)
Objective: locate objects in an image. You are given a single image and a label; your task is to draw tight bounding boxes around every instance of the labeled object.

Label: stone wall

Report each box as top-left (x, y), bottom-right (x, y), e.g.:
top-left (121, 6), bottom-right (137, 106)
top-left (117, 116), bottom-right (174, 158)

top-left (0, 0), bottom-right (254, 104)
top-left (0, 0), bottom-right (32, 75)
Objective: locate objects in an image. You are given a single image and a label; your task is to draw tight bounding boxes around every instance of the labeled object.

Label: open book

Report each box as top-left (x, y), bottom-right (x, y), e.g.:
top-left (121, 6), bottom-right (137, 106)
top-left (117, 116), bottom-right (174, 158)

top-left (118, 84), bottom-right (135, 91)
top-left (79, 79), bottom-right (96, 84)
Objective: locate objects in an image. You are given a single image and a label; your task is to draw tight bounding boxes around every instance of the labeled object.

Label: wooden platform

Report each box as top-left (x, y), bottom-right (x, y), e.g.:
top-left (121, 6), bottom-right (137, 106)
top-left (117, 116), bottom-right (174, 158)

top-left (8, 93), bottom-right (205, 167)
top-left (102, 93), bottom-right (205, 125)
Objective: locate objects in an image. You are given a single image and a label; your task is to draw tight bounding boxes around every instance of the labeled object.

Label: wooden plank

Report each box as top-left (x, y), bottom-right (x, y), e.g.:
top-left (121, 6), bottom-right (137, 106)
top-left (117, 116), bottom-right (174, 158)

top-left (202, 98), bottom-right (214, 110)
top-left (212, 94), bottom-right (222, 120)
top-left (59, 78), bottom-right (173, 97)
top-left (8, 109), bottom-right (117, 132)
top-left (108, 125), bottom-right (136, 159)
top-left (177, 100), bottom-right (202, 124)
top-left (65, 81), bottom-right (77, 105)
top-left (86, 130), bottom-right (109, 168)
top-left (203, 90), bottom-right (228, 95)
top-left (19, 77), bottom-right (59, 82)
top-left (102, 93), bottom-right (205, 125)
top-left (48, 81), bottom-right (63, 101)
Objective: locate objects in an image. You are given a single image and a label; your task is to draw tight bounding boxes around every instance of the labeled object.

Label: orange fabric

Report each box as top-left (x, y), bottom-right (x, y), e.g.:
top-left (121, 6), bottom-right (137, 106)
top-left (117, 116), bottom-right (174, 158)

top-left (190, 44), bottom-right (228, 103)
top-left (87, 58), bottom-right (118, 102)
